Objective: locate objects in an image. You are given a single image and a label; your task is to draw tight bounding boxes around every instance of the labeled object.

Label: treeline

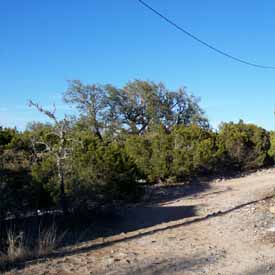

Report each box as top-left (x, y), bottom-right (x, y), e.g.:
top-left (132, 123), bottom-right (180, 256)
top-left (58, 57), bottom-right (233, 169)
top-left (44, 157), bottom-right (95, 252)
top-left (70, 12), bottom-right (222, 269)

top-left (1, 80), bottom-right (275, 219)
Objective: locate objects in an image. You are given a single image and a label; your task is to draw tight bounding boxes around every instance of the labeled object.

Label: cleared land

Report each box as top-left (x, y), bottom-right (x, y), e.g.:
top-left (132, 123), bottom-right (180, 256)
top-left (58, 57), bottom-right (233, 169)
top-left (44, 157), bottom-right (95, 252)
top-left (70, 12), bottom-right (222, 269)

top-left (6, 169), bottom-right (275, 275)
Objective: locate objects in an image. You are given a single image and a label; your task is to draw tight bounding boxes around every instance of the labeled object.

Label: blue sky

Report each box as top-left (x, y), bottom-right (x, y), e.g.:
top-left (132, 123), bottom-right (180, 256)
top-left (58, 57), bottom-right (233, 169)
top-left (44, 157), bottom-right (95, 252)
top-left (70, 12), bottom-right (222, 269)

top-left (1, 0), bottom-right (275, 130)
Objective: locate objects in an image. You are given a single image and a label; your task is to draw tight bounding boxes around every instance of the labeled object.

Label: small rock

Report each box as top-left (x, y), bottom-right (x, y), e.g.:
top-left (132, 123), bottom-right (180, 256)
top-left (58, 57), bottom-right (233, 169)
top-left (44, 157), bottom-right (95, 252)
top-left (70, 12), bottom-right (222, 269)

top-left (106, 258), bottom-right (115, 265)
top-left (267, 226), bottom-right (275, 232)
top-left (269, 206), bottom-right (275, 214)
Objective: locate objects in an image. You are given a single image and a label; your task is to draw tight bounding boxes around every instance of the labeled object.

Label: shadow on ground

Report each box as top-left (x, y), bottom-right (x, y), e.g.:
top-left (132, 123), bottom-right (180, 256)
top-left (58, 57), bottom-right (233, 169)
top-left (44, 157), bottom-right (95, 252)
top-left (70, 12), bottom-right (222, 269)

top-left (95, 204), bottom-right (198, 236)
top-left (0, 176), bottom-right (231, 272)
top-left (8, 190), bottom-right (271, 274)
top-left (0, 203), bottom-right (198, 273)
top-left (142, 180), bottom-right (210, 205)
top-left (142, 170), bottom-right (251, 205)
top-left (2, 169), bottom-right (274, 273)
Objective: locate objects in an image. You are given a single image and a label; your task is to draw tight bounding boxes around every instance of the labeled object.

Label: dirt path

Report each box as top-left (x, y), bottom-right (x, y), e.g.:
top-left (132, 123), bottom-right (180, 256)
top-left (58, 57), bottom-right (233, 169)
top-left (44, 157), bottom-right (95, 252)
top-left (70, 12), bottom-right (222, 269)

top-left (7, 169), bottom-right (275, 275)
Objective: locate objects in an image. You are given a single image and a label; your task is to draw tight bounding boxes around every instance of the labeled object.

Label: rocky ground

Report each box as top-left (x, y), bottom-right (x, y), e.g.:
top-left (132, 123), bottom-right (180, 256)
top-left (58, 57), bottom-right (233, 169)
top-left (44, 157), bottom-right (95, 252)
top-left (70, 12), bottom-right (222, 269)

top-left (5, 168), bottom-right (275, 275)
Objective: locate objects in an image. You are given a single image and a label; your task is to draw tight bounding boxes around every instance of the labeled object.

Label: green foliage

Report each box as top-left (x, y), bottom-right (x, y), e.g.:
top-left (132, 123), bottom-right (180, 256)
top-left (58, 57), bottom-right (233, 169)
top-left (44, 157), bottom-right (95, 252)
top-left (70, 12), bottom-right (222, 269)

top-left (67, 131), bottom-right (141, 211)
top-left (217, 121), bottom-right (271, 170)
top-left (172, 125), bottom-right (218, 179)
top-left (0, 166), bottom-right (33, 219)
top-left (64, 80), bottom-right (208, 137)
top-left (0, 128), bottom-right (34, 219)
top-left (268, 131), bottom-right (275, 162)
top-left (125, 126), bottom-right (173, 183)
top-left (125, 134), bottom-right (152, 180)
top-left (0, 127), bottom-right (17, 147)
top-left (1, 80), bottom-right (274, 219)
top-left (126, 122), bottom-right (272, 183)
top-left (31, 155), bottom-right (57, 208)
top-left (126, 125), bottom-right (218, 183)
top-left (149, 127), bottom-right (174, 182)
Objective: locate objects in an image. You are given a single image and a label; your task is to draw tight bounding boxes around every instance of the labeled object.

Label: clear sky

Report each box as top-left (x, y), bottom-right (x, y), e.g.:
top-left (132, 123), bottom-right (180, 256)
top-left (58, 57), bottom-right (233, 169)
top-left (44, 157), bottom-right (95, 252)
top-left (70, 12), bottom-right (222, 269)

top-left (1, 0), bottom-right (275, 130)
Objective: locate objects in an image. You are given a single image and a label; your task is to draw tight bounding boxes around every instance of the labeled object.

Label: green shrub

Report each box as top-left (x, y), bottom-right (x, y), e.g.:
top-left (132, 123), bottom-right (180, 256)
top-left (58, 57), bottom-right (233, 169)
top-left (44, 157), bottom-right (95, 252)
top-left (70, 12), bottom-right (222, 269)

top-left (0, 128), bottom-right (35, 219)
top-left (0, 165), bottom-right (33, 219)
top-left (125, 127), bottom-right (173, 183)
top-left (67, 132), bottom-right (141, 211)
top-left (125, 134), bottom-right (152, 181)
top-left (31, 155), bottom-right (57, 209)
top-left (268, 131), bottom-right (275, 164)
top-left (171, 125), bottom-right (218, 179)
top-left (217, 121), bottom-right (271, 171)
top-left (126, 125), bottom-right (218, 183)
top-left (149, 128), bottom-right (174, 182)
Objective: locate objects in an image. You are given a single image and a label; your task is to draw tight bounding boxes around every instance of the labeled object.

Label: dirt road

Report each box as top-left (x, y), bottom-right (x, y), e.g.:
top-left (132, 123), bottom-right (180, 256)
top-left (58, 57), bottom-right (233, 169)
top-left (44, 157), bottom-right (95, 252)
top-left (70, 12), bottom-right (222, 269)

top-left (7, 169), bottom-right (275, 275)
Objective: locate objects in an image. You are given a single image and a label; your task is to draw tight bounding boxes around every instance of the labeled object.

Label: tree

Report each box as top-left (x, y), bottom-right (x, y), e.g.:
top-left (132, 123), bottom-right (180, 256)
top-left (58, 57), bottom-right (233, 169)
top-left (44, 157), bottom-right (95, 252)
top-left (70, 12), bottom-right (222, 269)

top-left (28, 101), bottom-right (73, 214)
top-left (106, 80), bottom-right (209, 134)
top-left (63, 80), bottom-right (209, 137)
top-left (63, 80), bottom-right (107, 140)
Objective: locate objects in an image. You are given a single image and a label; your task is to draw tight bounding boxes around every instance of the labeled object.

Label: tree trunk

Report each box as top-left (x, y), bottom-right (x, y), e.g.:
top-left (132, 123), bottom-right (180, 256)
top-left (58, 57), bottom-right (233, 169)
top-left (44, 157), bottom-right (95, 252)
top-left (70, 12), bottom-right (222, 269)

top-left (57, 158), bottom-right (68, 215)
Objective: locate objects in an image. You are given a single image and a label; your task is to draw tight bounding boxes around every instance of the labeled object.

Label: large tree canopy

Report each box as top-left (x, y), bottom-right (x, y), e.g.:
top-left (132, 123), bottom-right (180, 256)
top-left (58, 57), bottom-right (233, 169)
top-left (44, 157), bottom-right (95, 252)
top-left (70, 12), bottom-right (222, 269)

top-left (63, 80), bottom-right (209, 137)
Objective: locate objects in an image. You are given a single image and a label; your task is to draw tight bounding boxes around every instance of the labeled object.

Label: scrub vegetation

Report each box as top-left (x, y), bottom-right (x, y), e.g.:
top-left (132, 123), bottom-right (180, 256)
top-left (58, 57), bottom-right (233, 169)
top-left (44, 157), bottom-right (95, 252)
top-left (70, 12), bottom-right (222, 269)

top-left (1, 80), bottom-right (274, 269)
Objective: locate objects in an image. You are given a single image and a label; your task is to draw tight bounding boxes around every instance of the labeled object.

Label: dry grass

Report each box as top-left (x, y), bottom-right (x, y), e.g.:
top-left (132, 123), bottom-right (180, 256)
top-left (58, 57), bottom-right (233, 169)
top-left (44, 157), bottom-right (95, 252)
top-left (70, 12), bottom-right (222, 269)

top-left (38, 224), bottom-right (66, 255)
top-left (6, 230), bottom-right (31, 262)
top-left (0, 224), bottom-right (65, 270)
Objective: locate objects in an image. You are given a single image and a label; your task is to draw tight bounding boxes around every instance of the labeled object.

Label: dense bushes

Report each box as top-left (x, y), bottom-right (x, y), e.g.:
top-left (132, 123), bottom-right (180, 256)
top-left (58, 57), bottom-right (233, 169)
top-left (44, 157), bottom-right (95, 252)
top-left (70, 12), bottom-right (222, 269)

top-left (217, 121), bottom-right (271, 171)
top-left (126, 126), bottom-right (173, 183)
top-left (268, 131), bottom-right (275, 163)
top-left (126, 125), bottom-right (219, 183)
top-left (125, 122), bottom-right (272, 184)
top-left (172, 125), bottom-right (219, 179)
top-left (0, 120), bottom-right (269, 216)
top-left (0, 80), bottom-right (274, 220)
top-left (68, 132), bottom-right (141, 211)
top-left (0, 128), bottom-right (35, 219)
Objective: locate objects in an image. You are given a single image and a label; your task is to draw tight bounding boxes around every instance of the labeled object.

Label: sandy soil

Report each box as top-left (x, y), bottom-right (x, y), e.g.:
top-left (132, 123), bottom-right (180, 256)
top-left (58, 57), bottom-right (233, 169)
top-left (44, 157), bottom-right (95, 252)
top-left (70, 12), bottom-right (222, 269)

top-left (5, 168), bottom-right (275, 275)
